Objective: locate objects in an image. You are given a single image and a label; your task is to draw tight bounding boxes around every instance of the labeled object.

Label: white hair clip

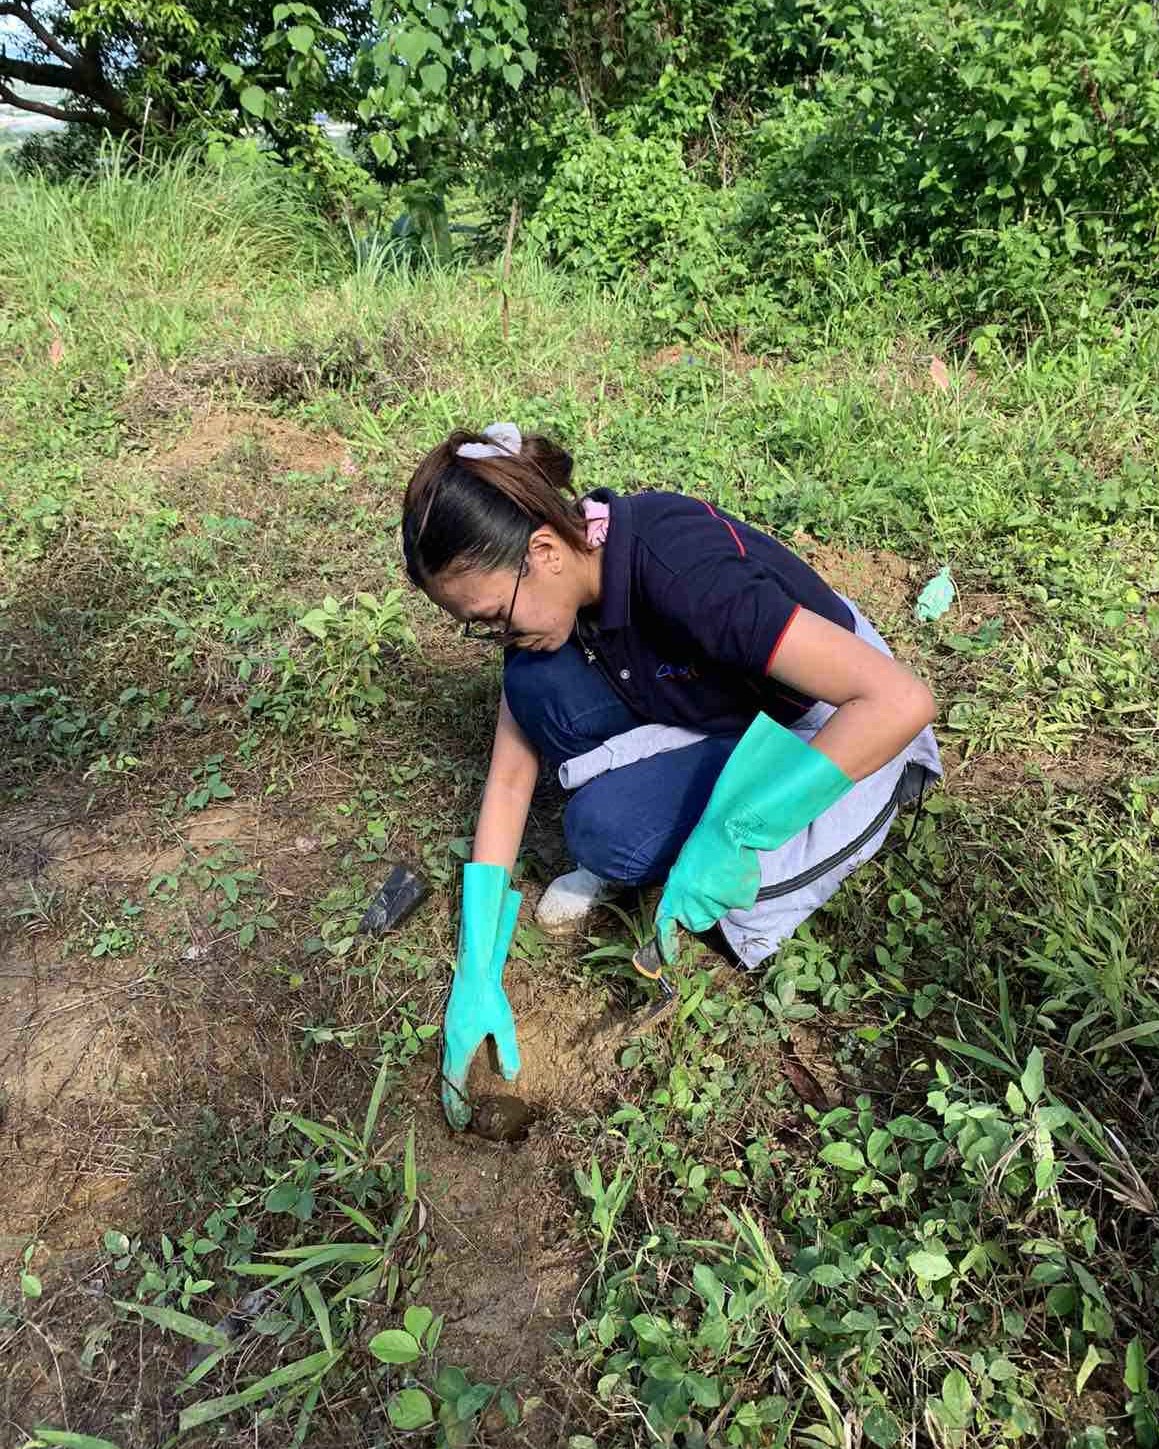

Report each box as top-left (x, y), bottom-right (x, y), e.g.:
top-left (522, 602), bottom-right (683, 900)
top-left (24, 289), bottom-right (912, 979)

top-left (455, 421), bottom-right (522, 460)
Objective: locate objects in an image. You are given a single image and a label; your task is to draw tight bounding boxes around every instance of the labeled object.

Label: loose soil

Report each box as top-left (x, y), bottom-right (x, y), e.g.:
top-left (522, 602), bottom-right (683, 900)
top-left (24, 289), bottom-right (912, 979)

top-left (793, 532), bottom-right (918, 625)
top-left (153, 409), bottom-right (358, 496)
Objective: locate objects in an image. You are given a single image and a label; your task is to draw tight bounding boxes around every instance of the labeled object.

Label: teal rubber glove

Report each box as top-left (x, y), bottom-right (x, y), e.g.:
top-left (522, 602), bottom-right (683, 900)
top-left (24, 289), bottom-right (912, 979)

top-left (441, 862), bottom-right (522, 1130)
top-left (655, 713), bottom-right (853, 963)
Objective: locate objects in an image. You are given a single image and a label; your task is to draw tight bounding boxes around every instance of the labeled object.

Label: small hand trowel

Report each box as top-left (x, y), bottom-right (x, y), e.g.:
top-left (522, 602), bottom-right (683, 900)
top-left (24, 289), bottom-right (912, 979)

top-left (357, 862), bottom-right (429, 937)
top-left (629, 936), bottom-right (678, 1028)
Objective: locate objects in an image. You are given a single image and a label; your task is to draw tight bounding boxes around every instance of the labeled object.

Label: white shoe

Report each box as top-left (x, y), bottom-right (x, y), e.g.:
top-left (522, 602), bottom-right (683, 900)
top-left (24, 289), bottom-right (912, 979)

top-left (535, 866), bottom-right (620, 935)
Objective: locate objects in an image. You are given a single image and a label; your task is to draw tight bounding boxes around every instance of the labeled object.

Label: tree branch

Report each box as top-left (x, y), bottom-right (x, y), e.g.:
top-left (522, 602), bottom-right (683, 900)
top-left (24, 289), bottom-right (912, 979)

top-left (0, 3), bottom-right (85, 69)
top-left (0, 52), bottom-right (84, 90)
top-left (0, 51), bottom-right (126, 115)
top-left (0, 78), bottom-right (107, 124)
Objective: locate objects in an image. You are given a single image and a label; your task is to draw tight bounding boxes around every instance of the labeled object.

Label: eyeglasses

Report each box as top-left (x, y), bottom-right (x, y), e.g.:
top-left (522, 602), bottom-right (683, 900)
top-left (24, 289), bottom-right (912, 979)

top-left (463, 559), bottom-right (526, 644)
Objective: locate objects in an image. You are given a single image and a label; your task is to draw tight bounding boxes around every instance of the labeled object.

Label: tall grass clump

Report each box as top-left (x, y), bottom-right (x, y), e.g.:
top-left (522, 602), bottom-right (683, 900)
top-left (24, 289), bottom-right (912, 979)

top-left (0, 142), bottom-right (345, 368)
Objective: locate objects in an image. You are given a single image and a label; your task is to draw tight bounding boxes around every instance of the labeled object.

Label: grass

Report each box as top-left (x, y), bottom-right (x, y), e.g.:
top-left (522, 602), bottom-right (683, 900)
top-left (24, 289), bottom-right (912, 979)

top-left (1, 153), bottom-right (1157, 1448)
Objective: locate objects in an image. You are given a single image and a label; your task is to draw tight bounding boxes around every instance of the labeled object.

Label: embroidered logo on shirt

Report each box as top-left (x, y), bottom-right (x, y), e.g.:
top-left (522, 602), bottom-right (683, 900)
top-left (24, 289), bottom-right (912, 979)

top-left (657, 662), bottom-right (698, 682)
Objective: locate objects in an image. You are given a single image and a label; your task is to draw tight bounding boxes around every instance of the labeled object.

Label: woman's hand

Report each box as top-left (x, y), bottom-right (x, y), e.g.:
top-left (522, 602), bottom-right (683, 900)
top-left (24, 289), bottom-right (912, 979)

top-left (768, 608), bottom-right (936, 780)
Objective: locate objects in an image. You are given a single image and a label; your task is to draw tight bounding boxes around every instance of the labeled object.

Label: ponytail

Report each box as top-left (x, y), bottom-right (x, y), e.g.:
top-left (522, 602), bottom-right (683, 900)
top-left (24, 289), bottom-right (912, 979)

top-left (402, 428), bottom-right (588, 586)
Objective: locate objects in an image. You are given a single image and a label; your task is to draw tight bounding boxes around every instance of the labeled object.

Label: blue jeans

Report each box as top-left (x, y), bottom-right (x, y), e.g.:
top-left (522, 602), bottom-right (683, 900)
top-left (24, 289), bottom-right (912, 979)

top-left (504, 642), bottom-right (738, 885)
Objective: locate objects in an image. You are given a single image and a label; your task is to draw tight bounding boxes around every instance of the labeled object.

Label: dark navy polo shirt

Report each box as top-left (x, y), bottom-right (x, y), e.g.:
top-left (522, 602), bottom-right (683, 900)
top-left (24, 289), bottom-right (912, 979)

top-left (573, 489), bottom-right (854, 736)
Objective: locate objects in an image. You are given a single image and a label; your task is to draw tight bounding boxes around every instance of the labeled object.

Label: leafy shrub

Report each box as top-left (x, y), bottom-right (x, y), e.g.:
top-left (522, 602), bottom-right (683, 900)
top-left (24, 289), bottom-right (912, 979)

top-left (527, 126), bottom-right (714, 284)
top-left (739, 0), bottom-right (1159, 299)
top-left (528, 0), bottom-right (1159, 342)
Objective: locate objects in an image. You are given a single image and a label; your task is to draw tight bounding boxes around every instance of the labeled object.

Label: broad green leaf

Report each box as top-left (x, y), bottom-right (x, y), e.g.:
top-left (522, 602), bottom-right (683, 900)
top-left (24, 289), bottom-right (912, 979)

top-left (287, 23), bottom-right (314, 52)
top-left (178, 1349), bottom-right (337, 1430)
top-left (404, 1305), bottom-right (433, 1340)
top-left (819, 1141), bottom-right (865, 1172)
top-left (420, 60), bottom-right (447, 92)
top-left (907, 1250), bottom-right (954, 1281)
top-left (239, 85), bottom-right (268, 117)
top-left (685, 1372), bottom-right (721, 1408)
top-left (103, 1230), bottom-right (130, 1256)
top-left (941, 1368), bottom-right (974, 1425)
top-left (1020, 1047), bottom-right (1045, 1105)
top-left (220, 62), bottom-right (244, 83)
top-left (21, 1273), bottom-right (42, 1298)
top-left (394, 27), bottom-right (432, 67)
top-left (887, 1114), bottom-right (938, 1142)
top-left (863, 1405), bottom-right (901, 1448)
top-left (264, 1182), bottom-right (300, 1213)
top-left (455, 1383), bottom-right (493, 1417)
top-left (644, 1355), bottom-right (683, 1382)
top-left (368, 1328), bottom-right (420, 1364)
top-left (502, 62), bottom-right (523, 87)
top-left (114, 1300), bottom-right (227, 1348)
top-left (435, 1365), bottom-right (470, 1400)
top-left (692, 1263), bottom-right (724, 1311)
top-left (388, 1387), bottom-right (434, 1429)
top-left (866, 1128), bottom-right (892, 1166)
top-left (1126, 1337), bottom-right (1148, 1394)
top-left (631, 1313), bottom-right (669, 1345)
top-left (810, 1264), bottom-right (845, 1287)
top-left (1077, 1343), bottom-right (1103, 1395)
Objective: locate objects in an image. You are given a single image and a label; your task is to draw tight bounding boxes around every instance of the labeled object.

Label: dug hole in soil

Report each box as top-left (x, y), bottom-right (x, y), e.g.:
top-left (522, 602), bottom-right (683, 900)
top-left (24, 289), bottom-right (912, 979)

top-left (408, 958), bottom-right (631, 1386)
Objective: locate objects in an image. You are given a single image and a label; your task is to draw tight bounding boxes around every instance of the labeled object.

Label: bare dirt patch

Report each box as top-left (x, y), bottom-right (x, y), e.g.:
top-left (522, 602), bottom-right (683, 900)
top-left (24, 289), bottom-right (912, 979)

top-left (468, 968), bottom-right (630, 1116)
top-left (942, 738), bottom-right (1125, 800)
top-left (152, 410), bottom-right (356, 492)
top-left (791, 531), bottom-right (919, 624)
top-left (402, 961), bottom-right (641, 1385)
top-left (0, 796), bottom-right (332, 1248)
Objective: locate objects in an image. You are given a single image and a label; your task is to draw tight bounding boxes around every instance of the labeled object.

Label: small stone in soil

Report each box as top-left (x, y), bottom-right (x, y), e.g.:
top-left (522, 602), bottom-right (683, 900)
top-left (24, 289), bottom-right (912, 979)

top-left (470, 1095), bottom-right (539, 1144)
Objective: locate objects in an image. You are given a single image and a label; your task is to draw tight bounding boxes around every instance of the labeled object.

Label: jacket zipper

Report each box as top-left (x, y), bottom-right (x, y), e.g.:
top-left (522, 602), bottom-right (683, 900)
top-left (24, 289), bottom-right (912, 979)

top-left (754, 769), bottom-right (908, 902)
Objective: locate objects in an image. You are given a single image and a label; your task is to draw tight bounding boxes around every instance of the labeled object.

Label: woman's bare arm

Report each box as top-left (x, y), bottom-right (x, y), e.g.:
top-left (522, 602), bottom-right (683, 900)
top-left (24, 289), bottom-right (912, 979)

top-left (471, 691), bottom-right (541, 873)
top-left (769, 608), bottom-right (936, 779)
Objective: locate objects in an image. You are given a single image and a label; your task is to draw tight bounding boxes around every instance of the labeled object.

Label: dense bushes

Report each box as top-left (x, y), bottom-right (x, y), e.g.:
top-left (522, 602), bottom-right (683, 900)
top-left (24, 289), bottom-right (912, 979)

top-left (10, 0), bottom-right (1159, 346)
top-left (528, 0), bottom-right (1159, 345)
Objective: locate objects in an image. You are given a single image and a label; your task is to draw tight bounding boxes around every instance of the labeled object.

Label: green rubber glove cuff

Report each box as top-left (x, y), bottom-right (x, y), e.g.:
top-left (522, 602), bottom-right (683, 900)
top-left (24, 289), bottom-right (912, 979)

top-left (657, 713), bottom-right (853, 960)
top-left (441, 863), bottom-right (522, 1130)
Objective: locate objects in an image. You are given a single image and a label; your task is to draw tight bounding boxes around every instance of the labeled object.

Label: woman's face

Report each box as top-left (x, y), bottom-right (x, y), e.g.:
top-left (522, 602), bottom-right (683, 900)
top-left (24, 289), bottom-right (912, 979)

top-left (429, 526), bottom-right (599, 653)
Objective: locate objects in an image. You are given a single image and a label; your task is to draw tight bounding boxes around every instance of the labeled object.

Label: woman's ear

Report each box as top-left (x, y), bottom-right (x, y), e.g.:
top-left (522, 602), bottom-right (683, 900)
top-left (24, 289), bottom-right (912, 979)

top-left (528, 525), bottom-right (564, 573)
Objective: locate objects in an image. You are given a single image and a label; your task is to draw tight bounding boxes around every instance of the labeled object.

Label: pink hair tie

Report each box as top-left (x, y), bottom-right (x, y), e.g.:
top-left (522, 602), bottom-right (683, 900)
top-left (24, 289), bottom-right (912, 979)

top-left (581, 497), bottom-right (610, 546)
